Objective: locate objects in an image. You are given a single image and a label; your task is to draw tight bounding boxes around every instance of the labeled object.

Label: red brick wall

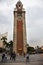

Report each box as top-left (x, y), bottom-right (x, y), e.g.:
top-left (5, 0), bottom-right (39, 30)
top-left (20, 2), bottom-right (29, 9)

top-left (17, 20), bottom-right (23, 54)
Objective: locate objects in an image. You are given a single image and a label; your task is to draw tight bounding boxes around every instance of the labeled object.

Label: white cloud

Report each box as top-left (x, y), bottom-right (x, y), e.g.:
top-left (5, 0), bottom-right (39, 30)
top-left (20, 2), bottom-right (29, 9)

top-left (0, 0), bottom-right (43, 47)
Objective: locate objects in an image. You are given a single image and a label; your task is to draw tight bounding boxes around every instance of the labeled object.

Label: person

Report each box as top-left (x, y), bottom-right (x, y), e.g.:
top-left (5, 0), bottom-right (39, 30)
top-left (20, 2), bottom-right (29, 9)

top-left (23, 52), bottom-right (25, 57)
top-left (26, 52), bottom-right (29, 63)
top-left (10, 52), bottom-right (13, 60)
top-left (13, 51), bottom-right (16, 61)
top-left (5, 53), bottom-right (7, 61)
top-left (10, 51), bottom-right (16, 61)
top-left (2, 52), bottom-right (5, 62)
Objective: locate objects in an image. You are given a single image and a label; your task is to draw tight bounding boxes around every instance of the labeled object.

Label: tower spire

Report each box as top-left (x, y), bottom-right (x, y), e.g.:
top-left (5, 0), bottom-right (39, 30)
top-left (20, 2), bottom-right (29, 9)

top-left (19, 0), bottom-right (21, 2)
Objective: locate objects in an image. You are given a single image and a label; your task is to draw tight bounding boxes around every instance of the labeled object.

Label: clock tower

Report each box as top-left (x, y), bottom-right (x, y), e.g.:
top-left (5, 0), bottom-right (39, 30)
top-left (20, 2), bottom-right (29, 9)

top-left (13, 1), bottom-right (27, 55)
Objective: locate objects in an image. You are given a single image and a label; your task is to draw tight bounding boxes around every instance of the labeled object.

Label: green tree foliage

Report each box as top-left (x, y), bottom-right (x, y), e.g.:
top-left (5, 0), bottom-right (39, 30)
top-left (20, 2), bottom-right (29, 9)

top-left (1, 36), bottom-right (7, 46)
top-left (27, 46), bottom-right (35, 53)
top-left (9, 40), bottom-right (13, 52)
top-left (0, 47), bottom-right (6, 53)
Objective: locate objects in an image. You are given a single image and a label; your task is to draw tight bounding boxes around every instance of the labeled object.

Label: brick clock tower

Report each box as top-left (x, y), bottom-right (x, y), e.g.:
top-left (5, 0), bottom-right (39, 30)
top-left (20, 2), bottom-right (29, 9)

top-left (13, 1), bottom-right (27, 55)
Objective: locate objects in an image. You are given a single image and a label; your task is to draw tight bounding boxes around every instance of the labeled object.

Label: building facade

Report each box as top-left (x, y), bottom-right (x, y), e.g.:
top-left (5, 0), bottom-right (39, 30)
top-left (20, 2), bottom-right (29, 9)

top-left (13, 1), bottom-right (27, 55)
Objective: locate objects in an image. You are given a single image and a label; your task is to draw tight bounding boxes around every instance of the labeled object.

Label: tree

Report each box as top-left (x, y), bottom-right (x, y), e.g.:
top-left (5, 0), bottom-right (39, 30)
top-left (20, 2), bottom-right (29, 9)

top-left (27, 46), bottom-right (35, 54)
top-left (0, 47), bottom-right (6, 53)
top-left (9, 40), bottom-right (13, 52)
top-left (1, 36), bottom-right (7, 48)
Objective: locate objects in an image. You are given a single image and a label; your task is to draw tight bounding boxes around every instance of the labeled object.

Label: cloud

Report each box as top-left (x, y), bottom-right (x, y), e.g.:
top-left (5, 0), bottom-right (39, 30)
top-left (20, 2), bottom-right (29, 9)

top-left (27, 6), bottom-right (43, 27)
top-left (26, 2), bottom-right (43, 47)
top-left (0, 0), bottom-right (43, 47)
top-left (0, 1), bottom-right (14, 41)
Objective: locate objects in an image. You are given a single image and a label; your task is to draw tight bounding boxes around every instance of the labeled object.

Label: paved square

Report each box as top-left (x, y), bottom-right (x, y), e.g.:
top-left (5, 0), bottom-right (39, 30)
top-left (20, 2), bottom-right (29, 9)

top-left (0, 54), bottom-right (43, 65)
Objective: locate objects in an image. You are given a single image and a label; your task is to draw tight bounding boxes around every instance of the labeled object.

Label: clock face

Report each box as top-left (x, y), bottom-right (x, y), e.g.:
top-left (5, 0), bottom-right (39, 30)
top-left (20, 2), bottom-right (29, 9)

top-left (19, 5), bottom-right (21, 9)
top-left (18, 4), bottom-right (22, 10)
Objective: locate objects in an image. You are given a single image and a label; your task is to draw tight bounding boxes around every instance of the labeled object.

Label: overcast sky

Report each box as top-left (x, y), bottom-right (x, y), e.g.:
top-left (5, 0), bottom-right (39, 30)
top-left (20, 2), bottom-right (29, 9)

top-left (0, 0), bottom-right (43, 47)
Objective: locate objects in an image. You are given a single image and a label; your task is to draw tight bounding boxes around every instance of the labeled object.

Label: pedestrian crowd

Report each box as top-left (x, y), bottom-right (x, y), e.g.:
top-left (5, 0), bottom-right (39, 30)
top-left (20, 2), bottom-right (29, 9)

top-left (1, 51), bottom-right (16, 62)
top-left (1, 51), bottom-right (29, 63)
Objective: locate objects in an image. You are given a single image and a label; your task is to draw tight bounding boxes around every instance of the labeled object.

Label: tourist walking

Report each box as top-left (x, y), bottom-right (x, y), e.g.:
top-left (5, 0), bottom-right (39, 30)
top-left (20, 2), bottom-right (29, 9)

top-left (2, 52), bottom-right (5, 62)
top-left (13, 51), bottom-right (16, 61)
top-left (26, 52), bottom-right (29, 63)
top-left (23, 52), bottom-right (25, 57)
top-left (10, 51), bottom-right (16, 61)
top-left (10, 52), bottom-right (13, 60)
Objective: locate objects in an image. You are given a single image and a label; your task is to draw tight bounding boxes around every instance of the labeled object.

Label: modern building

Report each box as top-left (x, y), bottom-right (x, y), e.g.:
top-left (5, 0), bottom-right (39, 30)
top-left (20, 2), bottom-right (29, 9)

top-left (13, 1), bottom-right (27, 55)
